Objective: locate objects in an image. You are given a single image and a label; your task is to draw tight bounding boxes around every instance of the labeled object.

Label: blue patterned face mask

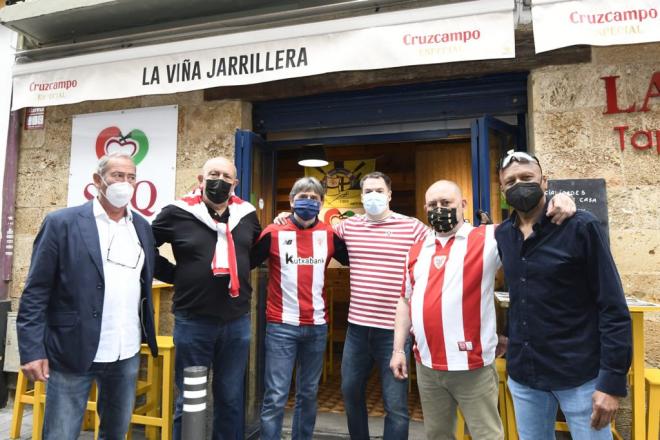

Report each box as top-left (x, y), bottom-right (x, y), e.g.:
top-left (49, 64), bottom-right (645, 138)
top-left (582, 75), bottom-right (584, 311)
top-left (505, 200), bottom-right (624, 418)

top-left (293, 198), bottom-right (321, 220)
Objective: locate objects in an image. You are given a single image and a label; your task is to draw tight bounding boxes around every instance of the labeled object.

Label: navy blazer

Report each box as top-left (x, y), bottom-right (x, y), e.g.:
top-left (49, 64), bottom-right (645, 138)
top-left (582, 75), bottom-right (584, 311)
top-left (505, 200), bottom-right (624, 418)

top-left (17, 200), bottom-right (158, 373)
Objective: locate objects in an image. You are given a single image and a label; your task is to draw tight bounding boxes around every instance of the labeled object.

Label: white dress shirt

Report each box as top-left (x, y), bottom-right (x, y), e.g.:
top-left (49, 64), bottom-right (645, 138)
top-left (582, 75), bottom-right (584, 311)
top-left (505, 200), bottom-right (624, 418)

top-left (92, 198), bottom-right (144, 362)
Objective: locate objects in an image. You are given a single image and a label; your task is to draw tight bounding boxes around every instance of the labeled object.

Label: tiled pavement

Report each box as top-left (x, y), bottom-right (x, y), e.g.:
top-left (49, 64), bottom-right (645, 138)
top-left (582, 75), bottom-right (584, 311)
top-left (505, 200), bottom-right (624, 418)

top-left (0, 403), bottom-right (423, 440)
top-left (0, 405), bottom-right (146, 440)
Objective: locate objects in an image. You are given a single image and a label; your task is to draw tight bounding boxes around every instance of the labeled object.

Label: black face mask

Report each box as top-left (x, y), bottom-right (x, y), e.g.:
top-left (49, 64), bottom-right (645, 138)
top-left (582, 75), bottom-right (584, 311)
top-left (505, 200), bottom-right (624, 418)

top-left (205, 179), bottom-right (232, 204)
top-left (505, 182), bottom-right (544, 213)
top-left (427, 207), bottom-right (459, 233)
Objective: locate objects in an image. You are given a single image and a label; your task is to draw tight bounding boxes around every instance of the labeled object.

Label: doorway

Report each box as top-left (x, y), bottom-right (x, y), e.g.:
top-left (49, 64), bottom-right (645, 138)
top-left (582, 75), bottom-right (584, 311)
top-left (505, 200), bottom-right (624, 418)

top-left (275, 136), bottom-right (507, 419)
top-left (238, 73), bottom-right (528, 435)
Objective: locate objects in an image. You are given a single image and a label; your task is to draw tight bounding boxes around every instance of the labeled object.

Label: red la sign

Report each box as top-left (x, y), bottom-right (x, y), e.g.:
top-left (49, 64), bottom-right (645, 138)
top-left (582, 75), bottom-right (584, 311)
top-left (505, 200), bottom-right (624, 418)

top-left (601, 72), bottom-right (660, 114)
top-left (601, 72), bottom-right (660, 154)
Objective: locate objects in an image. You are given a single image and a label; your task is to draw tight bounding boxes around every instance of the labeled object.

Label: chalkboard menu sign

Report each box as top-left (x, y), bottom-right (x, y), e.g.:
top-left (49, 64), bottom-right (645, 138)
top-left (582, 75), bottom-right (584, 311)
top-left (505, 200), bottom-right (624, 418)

top-left (546, 178), bottom-right (609, 243)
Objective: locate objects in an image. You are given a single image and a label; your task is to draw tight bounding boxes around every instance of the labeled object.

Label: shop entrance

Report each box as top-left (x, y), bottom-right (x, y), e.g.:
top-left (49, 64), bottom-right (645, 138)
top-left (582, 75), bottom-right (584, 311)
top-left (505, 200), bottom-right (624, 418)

top-left (276, 135), bottom-right (509, 420)
top-left (237, 73), bottom-right (528, 435)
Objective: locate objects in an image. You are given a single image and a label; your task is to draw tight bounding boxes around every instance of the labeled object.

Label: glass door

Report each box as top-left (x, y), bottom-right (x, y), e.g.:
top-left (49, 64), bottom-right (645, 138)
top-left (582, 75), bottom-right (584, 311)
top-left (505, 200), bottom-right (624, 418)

top-left (470, 115), bottom-right (522, 225)
top-left (234, 129), bottom-right (275, 439)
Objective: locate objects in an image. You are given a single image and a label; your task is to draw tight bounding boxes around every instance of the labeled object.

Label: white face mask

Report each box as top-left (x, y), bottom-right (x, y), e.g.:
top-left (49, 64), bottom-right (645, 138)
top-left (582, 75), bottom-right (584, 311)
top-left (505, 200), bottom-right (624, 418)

top-left (100, 178), bottom-right (134, 208)
top-left (362, 191), bottom-right (388, 216)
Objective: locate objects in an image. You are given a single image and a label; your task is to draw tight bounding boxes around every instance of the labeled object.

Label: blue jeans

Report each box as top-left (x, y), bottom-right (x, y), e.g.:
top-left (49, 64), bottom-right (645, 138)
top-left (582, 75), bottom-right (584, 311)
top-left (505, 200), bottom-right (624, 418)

top-left (42, 353), bottom-right (140, 440)
top-left (341, 323), bottom-right (410, 440)
top-left (260, 323), bottom-right (327, 440)
top-left (508, 377), bottom-right (613, 440)
top-left (173, 312), bottom-right (251, 440)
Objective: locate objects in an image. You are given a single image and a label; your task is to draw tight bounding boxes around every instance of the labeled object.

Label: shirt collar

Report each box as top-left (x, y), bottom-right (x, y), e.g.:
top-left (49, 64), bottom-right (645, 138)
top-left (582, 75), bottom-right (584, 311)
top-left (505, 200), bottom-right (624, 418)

top-left (206, 202), bottom-right (229, 223)
top-left (93, 197), bottom-right (132, 222)
top-left (426, 222), bottom-right (472, 246)
top-left (363, 211), bottom-right (402, 223)
top-left (510, 197), bottom-right (552, 234)
top-left (289, 214), bottom-right (319, 229)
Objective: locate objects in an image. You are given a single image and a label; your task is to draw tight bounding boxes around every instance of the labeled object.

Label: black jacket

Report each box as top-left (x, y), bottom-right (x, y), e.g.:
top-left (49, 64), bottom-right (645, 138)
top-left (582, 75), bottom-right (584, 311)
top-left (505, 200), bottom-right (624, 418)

top-left (152, 204), bottom-right (261, 321)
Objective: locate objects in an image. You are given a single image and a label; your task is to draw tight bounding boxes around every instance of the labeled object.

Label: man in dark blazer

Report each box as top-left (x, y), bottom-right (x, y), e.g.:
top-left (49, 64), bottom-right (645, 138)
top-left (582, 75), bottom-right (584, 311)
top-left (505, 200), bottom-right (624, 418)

top-left (17, 152), bottom-right (158, 440)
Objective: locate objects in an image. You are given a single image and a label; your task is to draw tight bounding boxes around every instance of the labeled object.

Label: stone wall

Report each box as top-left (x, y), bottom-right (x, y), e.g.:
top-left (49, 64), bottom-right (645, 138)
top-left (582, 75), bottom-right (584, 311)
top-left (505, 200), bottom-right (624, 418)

top-left (529, 42), bottom-right (660, 303)
top-left (10, 91), bottom-right (252, 332)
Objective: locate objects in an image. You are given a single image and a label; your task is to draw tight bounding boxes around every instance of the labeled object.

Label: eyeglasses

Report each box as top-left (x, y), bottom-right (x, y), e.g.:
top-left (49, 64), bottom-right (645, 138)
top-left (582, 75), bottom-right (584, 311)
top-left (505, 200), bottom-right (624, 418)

top-left (106, 232), bottom-right (143, 269)
top-left (498, 150), bottom-right (541, 172)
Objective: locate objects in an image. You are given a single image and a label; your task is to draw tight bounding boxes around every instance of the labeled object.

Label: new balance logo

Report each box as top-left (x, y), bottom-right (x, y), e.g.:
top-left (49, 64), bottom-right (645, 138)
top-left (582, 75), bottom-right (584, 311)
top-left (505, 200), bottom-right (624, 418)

top-left (284, 239), bottom-right (293, 245)
top-left (285, 253), bottom-right (324, 265)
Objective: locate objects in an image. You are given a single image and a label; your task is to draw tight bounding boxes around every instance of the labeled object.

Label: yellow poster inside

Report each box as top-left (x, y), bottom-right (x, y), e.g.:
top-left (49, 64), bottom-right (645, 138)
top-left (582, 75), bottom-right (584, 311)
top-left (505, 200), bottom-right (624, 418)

top-left (305, 159), bottom-right (375, 209)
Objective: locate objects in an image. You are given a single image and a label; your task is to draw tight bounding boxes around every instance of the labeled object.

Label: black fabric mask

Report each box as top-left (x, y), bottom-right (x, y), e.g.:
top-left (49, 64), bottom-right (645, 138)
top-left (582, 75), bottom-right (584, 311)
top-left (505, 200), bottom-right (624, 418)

top-left (505, 182), bottom-right (544, 213)
top-left (427, 207), bottom-right (458, 233)
top-left (205, 179), bottom-right (232, 204)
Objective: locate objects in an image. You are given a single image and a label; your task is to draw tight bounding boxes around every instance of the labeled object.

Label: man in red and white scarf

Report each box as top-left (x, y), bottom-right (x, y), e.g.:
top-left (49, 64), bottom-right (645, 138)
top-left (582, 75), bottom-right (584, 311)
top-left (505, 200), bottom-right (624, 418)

top-left (152, 156), bottom-right (261, 440)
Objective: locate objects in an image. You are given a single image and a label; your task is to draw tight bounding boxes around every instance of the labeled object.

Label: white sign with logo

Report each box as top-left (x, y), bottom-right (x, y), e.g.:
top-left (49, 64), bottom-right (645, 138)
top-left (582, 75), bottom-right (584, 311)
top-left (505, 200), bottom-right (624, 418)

top-left (11, 0), bottom-right (515, 110)
top-left (532, 0), bottom-right (660, 53)
top-left (67, 105), bottom-right (178, 222)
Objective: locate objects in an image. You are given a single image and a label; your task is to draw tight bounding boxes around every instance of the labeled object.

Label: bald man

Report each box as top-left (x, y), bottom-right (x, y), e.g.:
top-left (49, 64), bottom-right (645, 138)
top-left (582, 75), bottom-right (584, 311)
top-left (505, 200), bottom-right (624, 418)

top-left (390, 180), bottom-right (575, 440)
top-left (152, 157), bottom-right (261, 440)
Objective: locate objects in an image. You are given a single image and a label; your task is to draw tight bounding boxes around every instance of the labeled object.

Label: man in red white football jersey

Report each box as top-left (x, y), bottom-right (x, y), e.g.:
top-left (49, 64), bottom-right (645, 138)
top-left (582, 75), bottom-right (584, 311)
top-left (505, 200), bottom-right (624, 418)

top-left (390, 180), bottom-right (575, 439)
top-left (251, 177), bottom-right (348, 440)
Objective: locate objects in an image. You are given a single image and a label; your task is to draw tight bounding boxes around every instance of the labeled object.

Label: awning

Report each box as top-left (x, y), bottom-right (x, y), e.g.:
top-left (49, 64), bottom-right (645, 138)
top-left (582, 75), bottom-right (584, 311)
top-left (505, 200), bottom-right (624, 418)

top-left (0, 0), bottom-right (418, 58)
top-left (8, 0), bottom-right (516, 110)
top-left (532, 0), bottom-right (660, 53)
top-left (0, 0), bottom-right (390, 45)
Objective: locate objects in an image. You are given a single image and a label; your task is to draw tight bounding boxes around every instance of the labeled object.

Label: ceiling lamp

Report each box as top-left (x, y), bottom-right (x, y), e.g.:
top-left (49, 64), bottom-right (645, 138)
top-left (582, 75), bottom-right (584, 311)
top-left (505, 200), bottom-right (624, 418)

top-left (298, 145), bottom-right (328, 167)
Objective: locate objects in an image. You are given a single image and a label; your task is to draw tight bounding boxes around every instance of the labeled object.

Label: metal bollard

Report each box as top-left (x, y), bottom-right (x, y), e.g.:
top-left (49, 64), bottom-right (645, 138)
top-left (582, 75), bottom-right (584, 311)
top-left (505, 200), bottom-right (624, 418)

top-left (182, 366), bottom-right (208, 440)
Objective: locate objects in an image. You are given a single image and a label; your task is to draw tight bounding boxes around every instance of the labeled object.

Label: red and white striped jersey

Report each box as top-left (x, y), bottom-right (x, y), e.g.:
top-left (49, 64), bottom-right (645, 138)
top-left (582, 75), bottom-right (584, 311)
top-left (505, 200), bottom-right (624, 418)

top-left (335, 212), bottom-right (429, 330)
top-left (403, 223), bottom-right (500, 371)
top-left (259, 220), bottom-right (337, 326)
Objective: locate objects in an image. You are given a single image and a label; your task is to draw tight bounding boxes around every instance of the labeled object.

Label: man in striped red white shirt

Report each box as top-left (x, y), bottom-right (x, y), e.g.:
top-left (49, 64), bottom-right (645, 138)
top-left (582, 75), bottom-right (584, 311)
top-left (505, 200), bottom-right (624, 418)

top-left (393, 180), bottom-right (503, 439)
top-left (336, 172), bottom-right (428, 440)
top-left (252, 177), bottom-right (348, 440)
top-left (390, 180), bottom-right (575, 439)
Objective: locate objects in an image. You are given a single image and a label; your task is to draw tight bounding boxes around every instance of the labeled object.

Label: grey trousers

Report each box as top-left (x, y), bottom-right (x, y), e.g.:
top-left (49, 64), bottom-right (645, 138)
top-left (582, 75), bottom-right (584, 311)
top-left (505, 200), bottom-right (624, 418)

top-left (416, 362), bottom-right (504, 440)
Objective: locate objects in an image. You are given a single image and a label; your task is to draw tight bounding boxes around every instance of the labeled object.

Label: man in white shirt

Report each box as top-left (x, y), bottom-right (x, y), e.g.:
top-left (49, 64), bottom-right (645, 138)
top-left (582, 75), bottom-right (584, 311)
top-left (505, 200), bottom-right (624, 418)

top-left (17, 152), bottom-right (158, 440)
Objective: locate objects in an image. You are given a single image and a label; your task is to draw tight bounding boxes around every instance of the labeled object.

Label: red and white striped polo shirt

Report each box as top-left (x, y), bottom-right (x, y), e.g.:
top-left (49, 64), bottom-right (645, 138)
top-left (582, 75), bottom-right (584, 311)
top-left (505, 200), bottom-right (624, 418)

top-left (335, 212), bottom-right (428, 330)
top-left (403, 223), bottom-right (500, 371)
top-left (261, 220), bottom-right (336, 326)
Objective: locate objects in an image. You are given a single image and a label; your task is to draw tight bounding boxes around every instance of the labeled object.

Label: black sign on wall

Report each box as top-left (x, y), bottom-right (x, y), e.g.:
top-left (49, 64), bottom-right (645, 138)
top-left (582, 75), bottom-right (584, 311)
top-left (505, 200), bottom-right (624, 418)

top-left (546, 178), bottom-right (609, 243)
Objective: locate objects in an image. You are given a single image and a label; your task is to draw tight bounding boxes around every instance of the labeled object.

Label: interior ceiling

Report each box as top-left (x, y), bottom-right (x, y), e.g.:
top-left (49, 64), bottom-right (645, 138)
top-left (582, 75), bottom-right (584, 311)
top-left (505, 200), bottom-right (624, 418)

top-left (1, 0), bottom-right (459, 61)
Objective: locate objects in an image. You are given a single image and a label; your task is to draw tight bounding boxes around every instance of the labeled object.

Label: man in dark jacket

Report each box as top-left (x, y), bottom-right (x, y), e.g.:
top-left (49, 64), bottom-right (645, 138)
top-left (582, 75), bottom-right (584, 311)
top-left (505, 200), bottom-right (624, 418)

top-left (495, 151), bottom-right (632, 440)
top-left (17, 152), bottom-right (158, 440)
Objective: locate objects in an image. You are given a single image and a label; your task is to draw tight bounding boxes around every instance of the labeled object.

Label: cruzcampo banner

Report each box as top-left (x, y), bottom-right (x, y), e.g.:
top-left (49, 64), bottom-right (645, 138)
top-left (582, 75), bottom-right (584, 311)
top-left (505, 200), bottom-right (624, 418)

top-left (532, 0), bottom-right (660, 53)
top-left (67, 105), bottom-right (178, 222)
top-left (11, 0), bottom-right (515, 110)
top-left (305, 159), bottom-right (376, 209)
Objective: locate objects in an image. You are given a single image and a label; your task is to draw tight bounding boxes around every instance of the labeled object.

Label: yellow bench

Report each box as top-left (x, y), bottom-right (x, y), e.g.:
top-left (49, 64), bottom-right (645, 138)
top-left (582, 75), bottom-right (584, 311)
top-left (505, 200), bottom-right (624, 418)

top-left (10, 336), bottom-right (175, 440)
top-left (647, 368), bottom-right (660, 440)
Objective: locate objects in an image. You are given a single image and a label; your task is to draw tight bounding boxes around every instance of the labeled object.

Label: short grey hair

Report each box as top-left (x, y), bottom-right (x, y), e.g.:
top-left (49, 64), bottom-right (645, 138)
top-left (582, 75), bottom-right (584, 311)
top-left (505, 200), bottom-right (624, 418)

top-left (96, 152), bottom-right (134, 176)
top-left (289, 177), bottom-right (325, 200)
